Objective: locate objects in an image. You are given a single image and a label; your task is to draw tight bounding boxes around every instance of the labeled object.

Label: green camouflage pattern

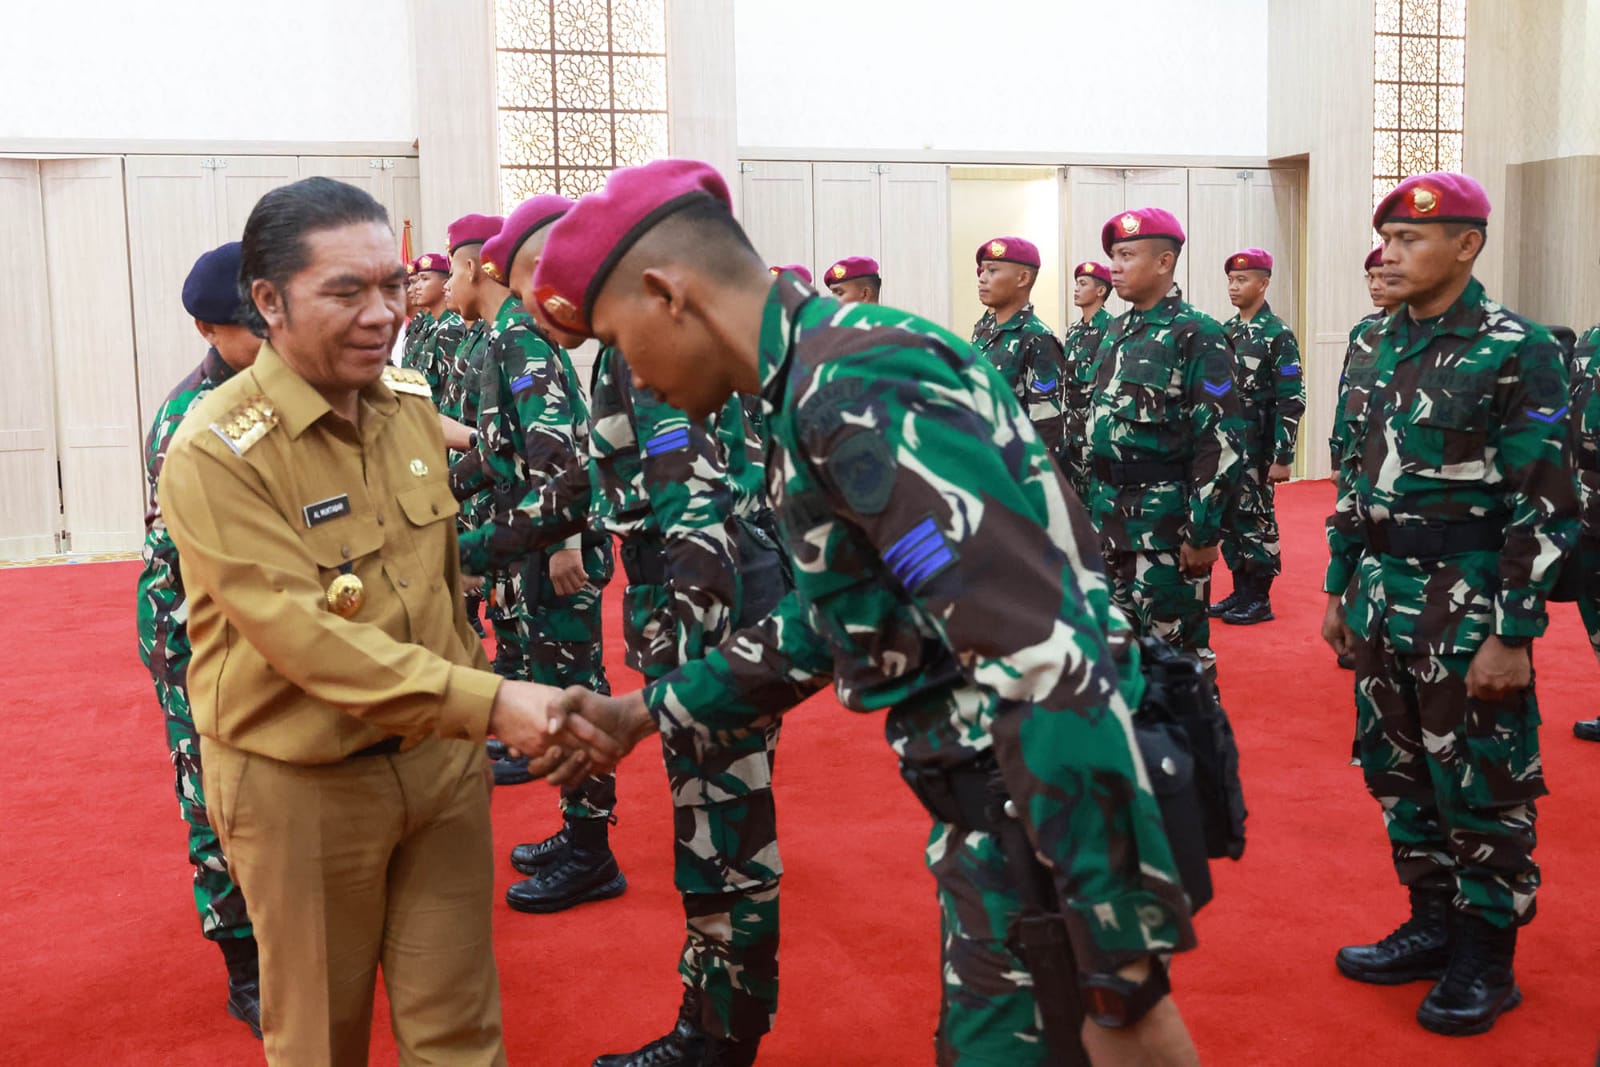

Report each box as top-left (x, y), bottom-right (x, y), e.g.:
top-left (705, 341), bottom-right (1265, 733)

top-left (1103, 547), bottom-right (1214, 676)
top-left (1327, 279), bottom-right (1579, 929)
top-left (401, 308), bottom-right (453, 405)
top-left (971, 304), bottom-right (1069, 455)
top-left (135, 347), bottom-right (252, 942)
top-left (1330, 311), bottom-right (1388, 475)
top-left (589, 343), bottom-right (782, 1039)
top-left (1219, 303), bottom-right (1305, 578)
top-left (644, 277), bottom-right (1195, 1057)
top-left (1061, 306), bottom-right (1111, 501)
top-left (1572, 325), bottom-right (1600, 665)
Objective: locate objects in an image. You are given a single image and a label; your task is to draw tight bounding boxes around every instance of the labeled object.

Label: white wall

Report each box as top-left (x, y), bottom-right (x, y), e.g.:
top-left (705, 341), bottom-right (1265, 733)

top-left (734, 0), bottom-right (1269, 158)
top-left (5, 1), bottom-right (415, 142)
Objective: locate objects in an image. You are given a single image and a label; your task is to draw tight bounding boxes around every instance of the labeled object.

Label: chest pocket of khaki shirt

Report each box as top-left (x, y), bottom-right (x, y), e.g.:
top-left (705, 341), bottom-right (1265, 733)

top-left (301, 521), bottom-right (386, 618)
top-left (1404, 386), bottom-right (1492, 481)
top-left (1111, 341), bottom-right (1174, 423)
top-left (397, 481), bottom-right (461, 569)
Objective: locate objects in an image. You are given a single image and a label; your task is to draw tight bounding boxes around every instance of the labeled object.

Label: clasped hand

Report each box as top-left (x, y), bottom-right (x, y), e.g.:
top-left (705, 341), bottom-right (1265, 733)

top-left (487, 682), bottom-right (657, 786)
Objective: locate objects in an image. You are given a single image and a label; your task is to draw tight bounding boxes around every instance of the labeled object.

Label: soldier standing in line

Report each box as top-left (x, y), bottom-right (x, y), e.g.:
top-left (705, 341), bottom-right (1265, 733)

top-left (136, 241), bottom-right (265, 1038)
top-left (769, 263), bottom-right (812, 284)
top-left (1062, 260), bottom-right (1114, 501)
top-left (1322, 172), bottom-right (1577, 1036)
top-left (1209, 248), bottom-right (1305, 626)
top-left (1088, 209), bottom-right (1243, 680)
top-left (822, 256), bottom-right (881, 304)
top-left (1566, 322), bottom-right (1600, 742)
top-left (972, 237), bottom-right (1069, 456)
top-left (532, 159), bottom-right (1201, 1067)
top-left (401, 252), bottom-right (452, 401)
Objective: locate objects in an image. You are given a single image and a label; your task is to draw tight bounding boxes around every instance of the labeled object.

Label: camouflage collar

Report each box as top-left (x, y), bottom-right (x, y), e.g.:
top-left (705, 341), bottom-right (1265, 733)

top-left (989, 303), bottom-right (1038, 334)
top-left (492, 293), bottom-right (523, 331)
top-left (1128, 285), bottom-right (1185, 329)
top-left (1386, 277), bottom-right (1487, 358)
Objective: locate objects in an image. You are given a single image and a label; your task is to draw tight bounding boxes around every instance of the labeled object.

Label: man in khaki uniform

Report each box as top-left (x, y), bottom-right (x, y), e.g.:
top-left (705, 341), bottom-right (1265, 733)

top-left (159, 177), bottom-right (580, 1066)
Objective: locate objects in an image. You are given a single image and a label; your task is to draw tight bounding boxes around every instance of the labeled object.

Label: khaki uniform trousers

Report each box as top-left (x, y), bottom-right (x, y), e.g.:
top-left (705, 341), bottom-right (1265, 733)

top-left (201, 735), bottom-right (505, 1066)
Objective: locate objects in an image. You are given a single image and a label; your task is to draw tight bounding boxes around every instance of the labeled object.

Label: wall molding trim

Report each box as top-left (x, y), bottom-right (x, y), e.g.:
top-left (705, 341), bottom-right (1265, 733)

top-left (0, 139), bottom-right (419, 158)
top-left (738, 146), bottom-right (1274, 169)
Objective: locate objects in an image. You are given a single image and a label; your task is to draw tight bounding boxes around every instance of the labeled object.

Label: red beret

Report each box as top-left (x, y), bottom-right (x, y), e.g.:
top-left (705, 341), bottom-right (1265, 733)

top-left (409, 252), bottom-right (449, 276)
top-left (1372, 171), bottom-right (1490, 229)
top-left (824, 256), bottom-right (880, 284)
top-left (1074, 261), bottom-right (1112, 286)
top-left (1364, 245), bottom-right (1384, 271)
top-left (1101, 208), bottom-right (1186, 255)
top-left (446, 213), bottom-right (504, 256)
top-left (976, 237), bottom-right (1040, 270)
top-left (1224, 248), bottom-right (1272, 274)
top-left (770, 263), bottom-right (814, 284)
top-left (532, 159), bottom-right (732, 335)
top-left (482, 194), bottom-right (573, 283)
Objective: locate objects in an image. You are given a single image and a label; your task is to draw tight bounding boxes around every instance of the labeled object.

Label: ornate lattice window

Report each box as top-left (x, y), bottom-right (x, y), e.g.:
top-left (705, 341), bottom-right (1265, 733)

top-left (495, 0), bottom-right (668, 209)
top-left (1372, 0), bottom-right (1467, 206)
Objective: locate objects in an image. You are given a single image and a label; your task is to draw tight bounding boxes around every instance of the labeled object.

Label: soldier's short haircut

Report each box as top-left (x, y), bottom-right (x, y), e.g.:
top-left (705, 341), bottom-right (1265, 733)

top-left (1443, 221), bottom-right (1488, 260)
top-left (238, 177), bottom-right (392, 338)
top-left (863, 274), bottom-right (883, 297)
top-left (1157, 238), bottom-right (1183, 262)
top-left (618, 195), bottom-right (761, 290)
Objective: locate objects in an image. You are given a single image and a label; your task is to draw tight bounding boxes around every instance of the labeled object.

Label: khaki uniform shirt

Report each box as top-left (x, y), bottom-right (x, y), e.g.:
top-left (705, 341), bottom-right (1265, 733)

top-left (159, 342), bottom-right (502, 764)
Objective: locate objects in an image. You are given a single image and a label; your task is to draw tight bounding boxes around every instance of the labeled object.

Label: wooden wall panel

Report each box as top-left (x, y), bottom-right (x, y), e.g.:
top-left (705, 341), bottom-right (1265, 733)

top-left (666, 0), bottom-right (737, 209)
top-left (411, 0), bottom-right (497, 243)
top-left (812, 163), bottom-right (882, 283)
top-left (878, 164), bottom-right (950, 325)
top-left (737, 161), bottom-right (815, 271)
top-left (1509, 155), bottom-right (1600, 332)
top-left (1186, 169), bottom-right (1244, 324)
top-left (214, 156), bottom-right (300, 243)
top-left (1064, 167), bottom-right (1128, 317)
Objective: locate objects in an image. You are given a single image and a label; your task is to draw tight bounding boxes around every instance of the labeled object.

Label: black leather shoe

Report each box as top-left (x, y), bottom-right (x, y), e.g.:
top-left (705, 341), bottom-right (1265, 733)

top-left (1337, 652), bottom-right (1356, 670)
top-left (1417, 913), bottom-right (1521, 1035)
top-left (510, 825), bottom-right (572, 875)
top-left (591, 1020), bottom-right (759, 1067)
top-left (486, 739), bottom-right (509, 761)
top-left (226, 976), bottom-right (263, 1040)
top-left (1336, 889), bottom-right (1452, 984)
top-left (1209, 588), bottom-right (1246, 618)
top-left (493, 755), bottom-right (534, 786)
top-left (1222, 595), bottom-right (1275, 625)
top-left (506, 818), bottom-right (626, 913)
top-left (1574, 718), bottom-right (1600, 742)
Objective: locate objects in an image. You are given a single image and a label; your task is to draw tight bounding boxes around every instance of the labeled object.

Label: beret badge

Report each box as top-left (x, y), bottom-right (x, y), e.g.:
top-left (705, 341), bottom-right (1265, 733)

top-left (543, 293), bottom-right (578, 321)
top-left (988, 240), bottom-right (1006, 258)
top-left (1411, 187), bottom-right (1439, 214)
top-left (830, 264), bottom-right (847, 280)
top-left (481, 261), bottom-right (502, 282)
top-left (1119, 213), bottom-right (1140, 236)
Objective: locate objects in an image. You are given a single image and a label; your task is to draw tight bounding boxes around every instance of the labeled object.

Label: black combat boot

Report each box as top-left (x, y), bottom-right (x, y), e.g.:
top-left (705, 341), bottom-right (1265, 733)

top-left (505, 816), bottom-right (626, 913)
top-left (1574, 717), bottom-right (1600, 742)
top-left (1222, 574), bottom-right (1275, 625)
top-left (592, 993), bottom-right (760, 1067)
top-left (510, 823), bottom-right (573, 875)
top-left (218, 935), bottom-right (263, 1040)
top-left (1209, 576), bottom-right (1248, 618)
top-left (1416, 912), bottom-right (1522, 1035)
top-left (1335, 888), bottom-right (1452, 984)
top-left (486, 738), bottom-right (509, 762)
top-left (493, 754), bottom-right (534, 785)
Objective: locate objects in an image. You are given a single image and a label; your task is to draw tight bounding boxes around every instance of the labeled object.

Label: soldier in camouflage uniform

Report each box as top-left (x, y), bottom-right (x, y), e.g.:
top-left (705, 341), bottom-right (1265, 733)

top-left (820, 256), bottom-right (881, 305)
top-left (1089, 209), bottom-right (1243, 681)
top-left (972, 237), bottom-right (1069, 456)
top-left (1322, 173), bottom-right (1577, 1036)
top-left (401, 253), bottom-right (453, 404)
top-left (1208, 248), bottom-right (1305, 626)
top-left (448, 205), bottom-right (623, 911)
top-left (1567, 323), bottom-right (1600, 741)
top-left (1062, 260), bottom-right (1114, 502)
top-left (531, 160), bottom-right (1201, 1067)
top-left (135, 242), bottom-right (264, 1038)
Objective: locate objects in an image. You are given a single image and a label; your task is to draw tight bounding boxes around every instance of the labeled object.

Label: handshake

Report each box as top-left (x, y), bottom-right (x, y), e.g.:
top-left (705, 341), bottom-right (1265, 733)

top-left (486, 681), bottom-right (659, 785)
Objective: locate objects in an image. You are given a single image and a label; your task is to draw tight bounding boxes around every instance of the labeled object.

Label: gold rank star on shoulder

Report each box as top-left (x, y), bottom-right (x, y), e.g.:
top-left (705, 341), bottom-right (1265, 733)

top-left (383, 366), bottom-right (433, 398)
top-left (209, 395), bottom-right (280, 456)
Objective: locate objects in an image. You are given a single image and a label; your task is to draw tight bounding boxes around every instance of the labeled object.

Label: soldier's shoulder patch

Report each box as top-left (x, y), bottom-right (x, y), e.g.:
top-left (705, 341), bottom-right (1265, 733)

top-left (510, 371), bottom-right (537, 395)
top-left (642, 426), bottom-right (692, 456)
top-left (208, 395), bottom-right (279, 456)
top-left (827, 430), bottom-right (896, 515)
top-left (882, 515), bottom-right (956, 592)
top-left (383, 366), bottom-right (433, 398)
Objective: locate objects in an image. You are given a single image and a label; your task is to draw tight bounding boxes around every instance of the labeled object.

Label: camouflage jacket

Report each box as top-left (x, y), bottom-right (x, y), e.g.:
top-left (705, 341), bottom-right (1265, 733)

top-left (971, 304), bottom-right (1068, 454)
top-left (401, 310), bottom-right (438, 385)
top-left (1330, 311), bottom-right (1388, 473)
top-left (1221, 302), bottom-right (1306, 467)
top-left (644, 278), bottom-right (1194, 972)
top-left (590, 344), bottom-right (764, 669)
top-left (1571, 323), bottom-right (1600, 534)
top-left (136, 347), bottom-right (237, 680)
top-left (1087, 286), bottom-right (1244, 552)
top-left (1062, 306), bottom-right (1112, 447)
top-left (454, 295), bottom-right (594, 574)
top-left (1324, 278), bottom-right (1579, 653)
top-left (423, 309), bottom-right (466, 411)
top-left (438, 317), bottom-right (483, 424)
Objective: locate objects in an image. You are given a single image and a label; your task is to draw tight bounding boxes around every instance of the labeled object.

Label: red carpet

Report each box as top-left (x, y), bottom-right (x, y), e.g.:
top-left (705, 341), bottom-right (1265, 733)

top-left (2, 480), bottom-right (1597, 1065)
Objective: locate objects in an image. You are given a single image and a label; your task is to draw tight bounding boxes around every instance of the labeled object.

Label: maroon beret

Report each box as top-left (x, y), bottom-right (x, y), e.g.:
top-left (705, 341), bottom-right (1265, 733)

top-left (770, 263), bottom-right (814, 284)
top-left (824, 256), bottom-right (880, 284)
top-left (1224, 248), bottom-right (1272, 274)
top-left (482, 194), bottom-right (573, 283)
top-left (1074, 261), bottom-right (1112, 286)
top-left (1101, 208), bottom-right (1186, 255)
top-left (1364, 245), bottom-right (1384, 271)
top-left (1372, 172), bottom-right (1490, 229)
top-left (446, 213), bottom-right (504, 256)
top-left (532, 159), bottom-right (732, 336)
top-left (409, 252), bottom-right (449, 276)
top-left (976, 237), bottom-right (1041, 270)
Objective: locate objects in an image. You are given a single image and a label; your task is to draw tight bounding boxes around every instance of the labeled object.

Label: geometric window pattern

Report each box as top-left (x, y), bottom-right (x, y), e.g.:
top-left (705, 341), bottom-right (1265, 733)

top-left (1372, 0), bottom-right (1467, 208)
top-left (495, 0), bottom-right (669, 211)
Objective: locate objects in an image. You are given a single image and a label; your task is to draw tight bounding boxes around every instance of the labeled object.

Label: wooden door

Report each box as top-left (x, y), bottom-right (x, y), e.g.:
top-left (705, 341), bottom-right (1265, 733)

top-left (297, 156), bottom-right (416, 254)
top-left (878, 164), bottom-right (950, 324)
top-left (1186, 168), bottom-right (1245, 327)
top-left (736, 161), bottom-right (815, 274)
top-left (214, 155), bottom-right (300, 243)
top-left (1064, 167), bottom-right (1128, 316)
top-left (1124, 168), bottom-right (1190, 297)
top-left (811, 163), bottom-right (882, 285)
top-left (0, 160), bottom-right (63, 559)
top-left (39, 158), bottom-right (145, 554)
top-left (1242, 167), bottom-right (1308, 471)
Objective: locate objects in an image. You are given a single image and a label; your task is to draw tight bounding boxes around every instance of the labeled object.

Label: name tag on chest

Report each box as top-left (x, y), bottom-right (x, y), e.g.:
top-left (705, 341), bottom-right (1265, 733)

top-left (303, 494), bottom-right (352, 527)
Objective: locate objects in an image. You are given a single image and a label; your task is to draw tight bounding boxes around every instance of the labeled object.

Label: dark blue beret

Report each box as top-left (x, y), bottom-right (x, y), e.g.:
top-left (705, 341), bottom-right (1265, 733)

top-left (182, 241), bottom-right (245, 324)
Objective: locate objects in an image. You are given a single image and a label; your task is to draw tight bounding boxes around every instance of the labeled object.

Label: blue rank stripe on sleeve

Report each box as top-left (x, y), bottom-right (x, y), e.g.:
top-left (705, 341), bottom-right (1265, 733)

top-left (643, 427), bottom-right (692, 456)
top-left (510, 372), bottom-right (535, 394)
top-left (1279, 364), bottom-right (1302, 377)
top-left (1031, 377), bottom-right (1059, 392)
top-left (1526, 404), bottom-right (1567, 424)
top-left (883, 517), bottom-right (956, 592)
top-left (1202, 379), bottom-right (1233, 397)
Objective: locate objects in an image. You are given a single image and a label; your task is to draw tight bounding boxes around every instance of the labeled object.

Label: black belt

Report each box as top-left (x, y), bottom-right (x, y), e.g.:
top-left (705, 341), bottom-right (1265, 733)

top-left (347, 736), bottom-right (405, 759)
top-left (1361, 518), bottom-right (1504, 561)
top-left (1093, 459), bottom-right (1187, 486)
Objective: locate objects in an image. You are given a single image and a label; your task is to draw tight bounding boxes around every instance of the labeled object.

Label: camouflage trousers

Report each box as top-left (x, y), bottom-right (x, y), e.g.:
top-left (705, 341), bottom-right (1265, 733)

top-left (1219, 459), bottom-right (1282, 578)
top-left (492, 544), bottom-right (616, 821)
top-left (151, 666), bottom-right (253, 942)
top-left (1103, 548), bottom-right (1216, 677)
top-left (1352, 628), bottom-right (1546, 928)
top-left (629, 577), bottom-right (783, 1042)
top-left (1575, 535), bottom-right (1600, 667)
top-left (1056, 434), bottom-right (1093, 509)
